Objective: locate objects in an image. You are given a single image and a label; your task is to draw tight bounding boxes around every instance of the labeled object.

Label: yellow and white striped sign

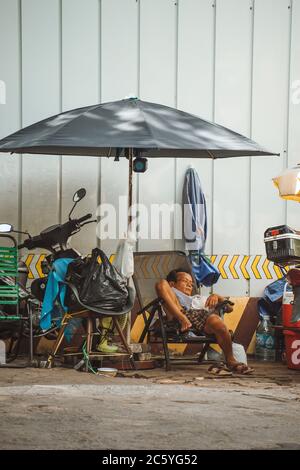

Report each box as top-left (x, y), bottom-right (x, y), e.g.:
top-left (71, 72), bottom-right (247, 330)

top-left (209, 255), bottom-right (286, 280)
top-left (22, 253), bottom-right (287, 281)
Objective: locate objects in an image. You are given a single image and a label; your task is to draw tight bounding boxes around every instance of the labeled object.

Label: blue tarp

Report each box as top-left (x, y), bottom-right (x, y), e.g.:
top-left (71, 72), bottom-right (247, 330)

top-left (257, 277), bottom-right (287, 322)
top-left (40, 258), bottom-right (81, 342)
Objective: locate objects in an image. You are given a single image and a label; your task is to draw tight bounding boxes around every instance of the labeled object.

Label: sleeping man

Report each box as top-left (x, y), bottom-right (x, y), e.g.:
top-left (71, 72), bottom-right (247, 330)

top-left (155, 268), bottom-right (254, 375)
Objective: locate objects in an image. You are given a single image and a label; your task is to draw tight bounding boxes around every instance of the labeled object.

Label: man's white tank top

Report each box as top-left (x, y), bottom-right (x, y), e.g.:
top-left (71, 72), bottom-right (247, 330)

top-left (172, 287), bottom-right (209, 311)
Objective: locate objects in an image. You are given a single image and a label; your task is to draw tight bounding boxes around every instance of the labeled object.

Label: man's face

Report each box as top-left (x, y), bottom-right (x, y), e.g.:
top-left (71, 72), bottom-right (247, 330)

top-left (171, 272), bottom-right (193, 296)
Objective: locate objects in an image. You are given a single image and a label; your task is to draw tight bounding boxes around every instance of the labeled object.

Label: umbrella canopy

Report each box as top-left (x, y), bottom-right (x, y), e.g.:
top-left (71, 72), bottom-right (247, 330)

top-left (273, 164), bottom-right (300, 202)
top-left (183, 167), bottom-right (207, 252)
top-left (0, 98), bottom-right (278, 158)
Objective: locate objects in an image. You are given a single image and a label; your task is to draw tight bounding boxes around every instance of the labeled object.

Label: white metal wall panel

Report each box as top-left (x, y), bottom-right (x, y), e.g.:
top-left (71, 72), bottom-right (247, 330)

top-left (0, 0), bottom-right (20, 230)
top-left (140, 0), bottom-right (176, 107)
top-left (0, 0), bottom-right (298, 295)
top-left (62, 0), bottom-right (100, 110)
top-left (138, 0), bottom-right (176, 251)
top-left (213, 0), bottom-right (252, 296)
top-left (61, 0), bottom-right (100, 256)
top-left (250, 0), bottom-right (290, 296)
top-left (177, 0), bottom-right (215, 119)
top-left (21, 0), bottom-right (60, 241)
top-left (175, 0), bottom-right (215, 257)
top-left (100, 0), bottom-right (138, 256)
top-left (101, 0), bottom-right (138, 103)
top-left (287, 0), bottom-right (300, 229)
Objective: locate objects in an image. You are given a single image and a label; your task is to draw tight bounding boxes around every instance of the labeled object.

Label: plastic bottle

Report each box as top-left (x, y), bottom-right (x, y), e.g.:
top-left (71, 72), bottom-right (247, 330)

top-left (0, 340), bottom-right (5, 364)
top-left (255, 315), bottom-right (275, 361)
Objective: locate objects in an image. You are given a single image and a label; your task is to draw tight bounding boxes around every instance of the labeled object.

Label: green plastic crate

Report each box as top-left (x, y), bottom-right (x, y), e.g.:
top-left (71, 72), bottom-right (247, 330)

top-left (0, 237), bottom-right (19, 316)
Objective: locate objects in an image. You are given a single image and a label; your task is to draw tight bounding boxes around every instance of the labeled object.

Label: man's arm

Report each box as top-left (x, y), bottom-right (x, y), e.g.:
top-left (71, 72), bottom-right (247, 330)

top-left (205, 294), bottom-right (233, 312)
top-left (155, 280), bottom-right (192, 332)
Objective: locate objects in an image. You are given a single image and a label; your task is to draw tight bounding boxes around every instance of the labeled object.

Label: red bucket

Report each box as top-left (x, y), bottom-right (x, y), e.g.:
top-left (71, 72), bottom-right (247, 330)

top-left (282, 304), bottom-right (300, 328)
top-left (283, 329), bottom-right (300, 370)
top-left (282, 283), bottom-right (300, 328)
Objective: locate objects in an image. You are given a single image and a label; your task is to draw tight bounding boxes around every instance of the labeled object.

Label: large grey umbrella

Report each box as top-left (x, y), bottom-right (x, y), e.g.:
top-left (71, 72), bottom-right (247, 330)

top-left (0, 97), bottom-right (278, 158)
top-left (0, 97), bottom-right (279, 343)
top-left (0, 97), bottom-right (279, 222)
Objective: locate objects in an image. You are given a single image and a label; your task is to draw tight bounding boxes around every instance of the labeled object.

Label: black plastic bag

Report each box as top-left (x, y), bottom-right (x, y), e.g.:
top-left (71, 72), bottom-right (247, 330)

top-left (64, 257), bottom-right (90, 310)
top-left (65, 248), bottom-right (128, 311)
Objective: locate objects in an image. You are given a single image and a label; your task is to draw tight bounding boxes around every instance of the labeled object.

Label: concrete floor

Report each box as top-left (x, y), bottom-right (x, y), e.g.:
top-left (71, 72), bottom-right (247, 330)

top-left (0, 360), bottom-right (300, 450)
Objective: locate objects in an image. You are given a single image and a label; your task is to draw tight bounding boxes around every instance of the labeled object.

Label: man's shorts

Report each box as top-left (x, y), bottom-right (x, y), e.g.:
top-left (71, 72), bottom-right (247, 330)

top-left (185, 308), bottom-right (212, 333)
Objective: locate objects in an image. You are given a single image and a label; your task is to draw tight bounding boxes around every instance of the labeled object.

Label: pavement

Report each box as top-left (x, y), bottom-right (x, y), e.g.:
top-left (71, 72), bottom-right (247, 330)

top-left (0, 360), bottom-right (300, 449)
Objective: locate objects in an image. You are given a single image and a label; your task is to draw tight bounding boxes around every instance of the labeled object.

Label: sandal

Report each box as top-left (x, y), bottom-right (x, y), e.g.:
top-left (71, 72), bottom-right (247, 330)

top-left (227, 362), bottom-right (254, 375)
top-left (207, 365), bottom-right (233, 377)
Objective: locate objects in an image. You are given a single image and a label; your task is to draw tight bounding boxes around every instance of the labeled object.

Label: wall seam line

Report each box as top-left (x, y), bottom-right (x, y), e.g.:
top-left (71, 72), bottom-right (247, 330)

top-left (174, 0), bottom-right (179, 251)
top-left (97, 0), bottom-right (102, 249)
top-left (285, 0), bottom-right (293, 226)
top-left (211, 0), bottom-right (217, 293)
top-left (58, 0), bottom-right (63, 225)
top-left (248, 0), bottom-right (255, 296)
top-left (136, 0), bottom-right (141, 252)
top-left (18, 0), bottom-right (23, 240)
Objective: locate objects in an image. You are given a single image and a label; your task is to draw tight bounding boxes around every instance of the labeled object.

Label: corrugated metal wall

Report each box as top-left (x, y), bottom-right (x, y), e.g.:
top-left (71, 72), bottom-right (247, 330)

top-left (0, 0), bottom-right (299, 297)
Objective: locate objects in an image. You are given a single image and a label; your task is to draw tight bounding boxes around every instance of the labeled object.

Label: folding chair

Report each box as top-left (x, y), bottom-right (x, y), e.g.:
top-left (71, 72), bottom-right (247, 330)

top-left (46, 282), bottom-right (136, 371)
top-left (133, 251), bottom-right (229, 371)
top-left (133, 251), bottom-right (221, 370)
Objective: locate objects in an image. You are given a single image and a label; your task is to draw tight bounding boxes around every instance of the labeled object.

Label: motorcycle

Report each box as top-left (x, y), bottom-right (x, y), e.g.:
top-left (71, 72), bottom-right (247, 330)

top-left (0, 188), bottom-right (95, 362)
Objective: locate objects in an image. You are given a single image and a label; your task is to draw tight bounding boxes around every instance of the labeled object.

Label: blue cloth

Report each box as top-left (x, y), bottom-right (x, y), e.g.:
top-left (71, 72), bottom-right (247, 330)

top-left (40, 258), bottom-right (74, 336)
top-left (190, 252), bottom-right (220, 287)
top-left (183, 168), bottom-right (207, 252)
top-left (182, 168), bottom-right (219, 286)
top-left (257, 277), bottom-right (287, 322)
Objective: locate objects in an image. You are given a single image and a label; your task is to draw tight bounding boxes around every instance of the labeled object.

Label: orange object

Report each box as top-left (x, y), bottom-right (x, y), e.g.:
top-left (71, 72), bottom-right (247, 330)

top-left (273, 164), bottom-right (300, 202)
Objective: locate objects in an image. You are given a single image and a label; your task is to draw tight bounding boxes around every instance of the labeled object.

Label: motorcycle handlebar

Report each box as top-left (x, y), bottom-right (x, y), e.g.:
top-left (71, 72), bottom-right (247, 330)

top-left (17, 214), bottom-right (93, 250)
top-left (77, 213), bottom-right (93, 224)
top-left (18, 235), bottom-right (42, 250)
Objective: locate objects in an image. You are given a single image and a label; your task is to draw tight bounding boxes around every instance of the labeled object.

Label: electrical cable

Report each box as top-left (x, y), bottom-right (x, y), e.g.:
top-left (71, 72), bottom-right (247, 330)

top-left (82, 341), bottom-right (97, 374)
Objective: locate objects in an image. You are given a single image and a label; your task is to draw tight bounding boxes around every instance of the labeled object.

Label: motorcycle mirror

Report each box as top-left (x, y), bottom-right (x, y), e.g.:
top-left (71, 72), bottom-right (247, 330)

top-left (0, 223), bottom-right (13, 233)
top-left (69, 188), bottom-right (87, 220)
top-left (73, 188), bottom-right (86, 203)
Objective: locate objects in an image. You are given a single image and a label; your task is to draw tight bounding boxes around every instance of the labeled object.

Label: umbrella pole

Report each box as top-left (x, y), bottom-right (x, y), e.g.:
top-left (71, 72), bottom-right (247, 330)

top-left (126, 148), bottom-right (134, 346)
top-left (128, 148), bottom-right (133, 233)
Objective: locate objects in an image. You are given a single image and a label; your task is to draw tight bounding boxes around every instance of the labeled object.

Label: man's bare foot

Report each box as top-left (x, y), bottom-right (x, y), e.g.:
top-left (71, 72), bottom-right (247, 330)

top-left (226, 361), bottom-right (254, 375)
top-left (180, 318), bottom-right (192, 332)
